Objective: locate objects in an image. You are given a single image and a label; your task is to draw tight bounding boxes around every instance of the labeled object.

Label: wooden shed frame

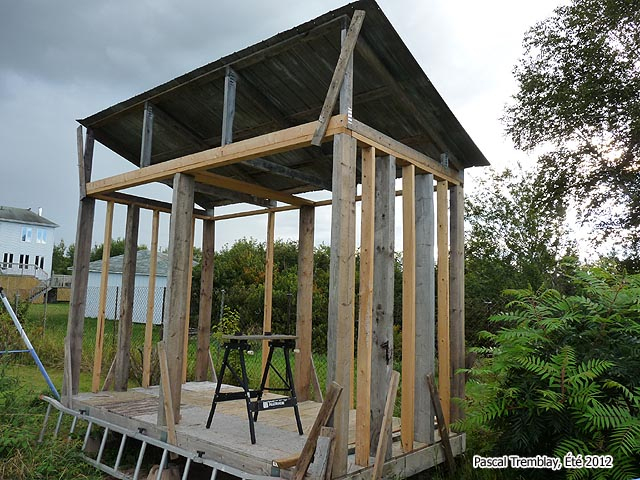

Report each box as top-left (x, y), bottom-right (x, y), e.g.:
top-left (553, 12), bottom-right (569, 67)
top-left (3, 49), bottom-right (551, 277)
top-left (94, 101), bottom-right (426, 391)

top-left (63, 1), bottom-right (487, 478)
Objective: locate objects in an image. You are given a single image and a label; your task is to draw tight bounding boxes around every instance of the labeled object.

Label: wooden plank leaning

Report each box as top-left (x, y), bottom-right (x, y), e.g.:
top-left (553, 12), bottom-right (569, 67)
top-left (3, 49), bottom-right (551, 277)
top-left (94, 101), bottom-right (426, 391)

top-left (371, 370), bottom-right (400, 480)
top-left (158, 341), bottom-right (179, 460)
top-left (426, 374), bottom-right (456, 473)
top-left (311, 11), bottom-right (365, 146)
top-left (293, 382), bottom-right (343, 480)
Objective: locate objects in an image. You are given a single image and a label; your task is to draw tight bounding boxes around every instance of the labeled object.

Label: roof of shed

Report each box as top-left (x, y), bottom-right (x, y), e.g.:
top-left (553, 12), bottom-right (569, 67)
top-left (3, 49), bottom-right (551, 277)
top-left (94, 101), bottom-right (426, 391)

top-left (88, 250), bottom-right (172, 276)
top-left (80, 0), bottom-right (489, 209)
top-left (0, 206), bottom-right (59, 228)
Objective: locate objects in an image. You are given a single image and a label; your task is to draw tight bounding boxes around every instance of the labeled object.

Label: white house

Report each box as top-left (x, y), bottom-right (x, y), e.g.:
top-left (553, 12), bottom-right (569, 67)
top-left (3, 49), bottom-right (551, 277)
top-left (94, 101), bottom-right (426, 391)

top-left (85, 250), bottom-right (170, 325)
top-left (0, 206), bottom-right (58, 280)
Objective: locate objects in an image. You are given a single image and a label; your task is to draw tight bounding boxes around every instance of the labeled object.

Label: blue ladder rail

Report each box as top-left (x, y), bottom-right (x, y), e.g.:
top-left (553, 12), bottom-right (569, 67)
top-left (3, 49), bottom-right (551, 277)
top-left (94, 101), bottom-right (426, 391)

top-left (0, 286), bottom-right (60, 399)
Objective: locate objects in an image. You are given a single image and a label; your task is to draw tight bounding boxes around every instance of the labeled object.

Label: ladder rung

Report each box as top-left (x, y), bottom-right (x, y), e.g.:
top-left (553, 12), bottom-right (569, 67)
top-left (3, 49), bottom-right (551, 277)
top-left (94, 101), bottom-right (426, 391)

top-left (68, 416), bottom-right (78, 441)
top-left (38, 403), bottom-right (52, 443)
top-left (96, 427), bottom-right (109, 464)
top-left (157, 449), bottom-right (169, 478)
top-left (182, 458), bottom-right (192, 480)
top-left (114, 433), bottom-right (127, 471)
top-left (132, 440), bottom-right (147, 480)
top-left (82, 421), bottom-right (93, 451)
top-left (53, 411), bottom-right (64, 438)
top-left (211, 466), bottom-right (218, 480)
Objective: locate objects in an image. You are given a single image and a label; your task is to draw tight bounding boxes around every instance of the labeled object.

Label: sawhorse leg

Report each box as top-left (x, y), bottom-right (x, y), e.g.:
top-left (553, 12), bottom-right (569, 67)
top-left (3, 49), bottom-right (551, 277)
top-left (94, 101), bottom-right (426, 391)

top-left (283, 345), bottom-right (304, 435)
top-left (254, 343), bottom-right (275, 422)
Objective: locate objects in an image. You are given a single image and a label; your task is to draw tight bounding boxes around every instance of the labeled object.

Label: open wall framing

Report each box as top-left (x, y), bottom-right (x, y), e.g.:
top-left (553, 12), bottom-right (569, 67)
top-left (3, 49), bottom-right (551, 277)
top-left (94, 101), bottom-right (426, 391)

top-left (64, 1), bottom-right (488, 478)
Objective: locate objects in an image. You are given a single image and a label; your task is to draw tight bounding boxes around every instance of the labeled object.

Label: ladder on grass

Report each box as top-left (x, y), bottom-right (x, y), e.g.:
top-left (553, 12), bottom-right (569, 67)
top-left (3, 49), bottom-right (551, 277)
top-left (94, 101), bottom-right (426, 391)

top-left (39, 395), bottom-right (274, 480)
top-left (0, 286), bottom-right (60, 399)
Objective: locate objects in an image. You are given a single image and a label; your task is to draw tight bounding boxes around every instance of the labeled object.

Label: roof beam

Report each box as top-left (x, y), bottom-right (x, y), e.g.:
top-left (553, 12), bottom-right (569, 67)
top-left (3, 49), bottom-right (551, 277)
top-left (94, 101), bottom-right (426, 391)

top-left (312, 10), bottom-right (365, 146)
top-left (194, 171), bottom-right (314, 206)
top-left (90, 191), bottom-right (214, 219)
top-left (85, 115), bottom-right (348, 196)
top-left (161, 178), bottom-right (275, 208)
top-left (245, 157), bottom-right (331, 191)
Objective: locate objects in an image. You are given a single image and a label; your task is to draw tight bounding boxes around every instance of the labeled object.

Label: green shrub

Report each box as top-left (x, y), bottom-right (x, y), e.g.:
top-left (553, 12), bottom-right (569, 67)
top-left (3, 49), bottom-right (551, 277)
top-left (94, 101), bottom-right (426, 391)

top-left (460, 268), bottom-right (640, 480)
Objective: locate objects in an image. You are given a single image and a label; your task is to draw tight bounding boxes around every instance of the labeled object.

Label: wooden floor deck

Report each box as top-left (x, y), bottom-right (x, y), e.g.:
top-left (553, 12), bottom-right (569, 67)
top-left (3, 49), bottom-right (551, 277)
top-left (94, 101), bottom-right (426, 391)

top-left (72, 381), bottom-right (465, 479)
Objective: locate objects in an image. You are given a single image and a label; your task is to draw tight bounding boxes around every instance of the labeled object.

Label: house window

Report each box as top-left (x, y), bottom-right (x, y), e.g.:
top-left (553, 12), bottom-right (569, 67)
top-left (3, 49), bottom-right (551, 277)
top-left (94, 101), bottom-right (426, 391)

top-left (2, 253), bottom-right (13, 268)
top-left (40, 257), bottom-right (44, 269)
top-left (21, 226), bottom-right (32, 242)
top-left (19, 254), bottom-right (25, 267)
top-left (36, 229), bottom-right (47, 244)
top-left (35, 256), bottom-right (40, 269)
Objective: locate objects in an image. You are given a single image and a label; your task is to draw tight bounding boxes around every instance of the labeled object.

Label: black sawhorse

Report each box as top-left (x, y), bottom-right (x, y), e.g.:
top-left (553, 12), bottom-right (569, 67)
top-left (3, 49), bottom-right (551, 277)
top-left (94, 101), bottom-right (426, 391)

top-left (205, 334), bottom-right (303, 444)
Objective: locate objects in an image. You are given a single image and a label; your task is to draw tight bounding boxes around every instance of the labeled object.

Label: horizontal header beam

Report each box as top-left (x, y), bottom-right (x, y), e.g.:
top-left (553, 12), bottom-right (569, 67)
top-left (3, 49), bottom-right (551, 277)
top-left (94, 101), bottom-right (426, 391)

top-left (86, 115), bottom-right (349, 196)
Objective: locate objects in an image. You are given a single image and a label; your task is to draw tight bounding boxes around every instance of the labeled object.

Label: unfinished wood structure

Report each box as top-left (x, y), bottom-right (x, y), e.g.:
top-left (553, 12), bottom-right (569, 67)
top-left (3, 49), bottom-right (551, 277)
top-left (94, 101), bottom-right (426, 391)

top-left (63, 1), bottom-right (488, 479)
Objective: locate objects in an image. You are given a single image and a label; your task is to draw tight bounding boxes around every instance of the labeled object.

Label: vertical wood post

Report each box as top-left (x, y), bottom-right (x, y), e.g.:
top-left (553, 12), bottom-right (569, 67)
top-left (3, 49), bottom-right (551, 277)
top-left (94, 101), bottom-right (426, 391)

top-left (450, 183), bottom-right (465, 422)
top-left (142, 210), bottom-right (160, 388)
top-left (66, 126), bottom-right (95, 396)
top-left (114, 205), bottom-right (140, 391)
top-left (326, 134), bottom-right (357, 478)
top-left (222, 67), bottom-right (237, 146)
top-left (295, 206), bottom-right (314, 401)
top-left (140, 102), bottom-right (154, 167)
top-left (92, 201), bottom-right (114, 392)
top-left (196, 214), bottom-right (215, 381)
top-left (355, 146), bottom-right (375, 466)
top-left (437, 180), bottom-right (451, 424)
top-left (262, 211), bottom-right (276, 382)
top-left (159, 172), bottom-right (195, 425)
top-left (414, 173), bottom-right (435, 443)
top-left (370, 154), bottom-right (395, 459)
top-left (401, 165), bottom-right (416, 453)
top-left (182, 218), bottom-right (196, 383)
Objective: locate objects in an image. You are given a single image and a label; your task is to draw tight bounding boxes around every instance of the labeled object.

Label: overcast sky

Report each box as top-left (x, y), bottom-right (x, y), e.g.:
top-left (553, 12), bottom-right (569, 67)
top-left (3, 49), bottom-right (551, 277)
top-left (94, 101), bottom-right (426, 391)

top-left (0, 0), bottom-right (562, 254)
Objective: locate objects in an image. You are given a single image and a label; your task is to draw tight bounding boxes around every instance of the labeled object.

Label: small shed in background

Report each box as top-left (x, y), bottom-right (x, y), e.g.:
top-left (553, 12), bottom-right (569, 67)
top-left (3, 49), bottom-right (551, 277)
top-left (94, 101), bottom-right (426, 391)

top-left (86, 250), bottom-right (168, 325)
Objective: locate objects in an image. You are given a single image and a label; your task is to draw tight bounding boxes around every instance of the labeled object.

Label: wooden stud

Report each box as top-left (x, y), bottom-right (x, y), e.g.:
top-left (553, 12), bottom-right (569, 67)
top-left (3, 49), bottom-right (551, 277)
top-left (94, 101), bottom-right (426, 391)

top-left (295, 206), bottom-right (314, 401)
top-left (66, 127), bottom-right (95, 396)
top-left (140, 102), bottom-right (154, 167)
top-left (114, 205), bottom-right (140, 391)
top-left (355, 146), bottom-right (375, 466)
top-left (414, 174), bottom-right (436, 444)
top-left (449, 184), bottom-right (465, 422)
top-left (142, 210), bottom-right (160, 388)
top-left (158, 173), bottom-right (195, 425)
top-left (196, 214), bottom-right (215, 381)
top-left (401, 164), bottom-right (416, 453)
top-left (437, 180), bottom-right (451, 424)
top-left (182, 218), bottom-right (196, 383)
top-left (262, 211), bottom-right (276, 385)
top-left (370, 155), bottom-right (395, 459)
top-left (372, 370), bottom-right (400, 480)
top-left (86, 115), bottom-right (349, 196)
top-left (91, 201), bottom-right (114, 392)
top-left (311, 11), bottom-right (365, 145)
top-left (310, 354), bottom-right (324, 403)
top-left (326, 132), bottom-right (357, 478)
top-left (294, 382), bottom-right (343, 480)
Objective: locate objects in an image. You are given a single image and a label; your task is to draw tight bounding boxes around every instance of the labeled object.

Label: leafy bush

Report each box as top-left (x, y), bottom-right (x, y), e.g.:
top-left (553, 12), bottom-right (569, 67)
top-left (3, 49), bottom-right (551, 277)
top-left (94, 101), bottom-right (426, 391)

top-left (460, 268), bottom-right (640, 479)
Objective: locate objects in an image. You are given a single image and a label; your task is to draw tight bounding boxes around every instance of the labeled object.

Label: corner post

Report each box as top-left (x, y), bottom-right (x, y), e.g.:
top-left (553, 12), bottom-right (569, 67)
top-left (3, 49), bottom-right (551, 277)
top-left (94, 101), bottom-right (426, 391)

top-left (450, 182), bottom-right (465, 421)
top-left (159, 172), bottom-right (195, 424)
top-left (65, 126), bottom-right (95, 397)
top-left (437, 180), bottom-right (451, 424)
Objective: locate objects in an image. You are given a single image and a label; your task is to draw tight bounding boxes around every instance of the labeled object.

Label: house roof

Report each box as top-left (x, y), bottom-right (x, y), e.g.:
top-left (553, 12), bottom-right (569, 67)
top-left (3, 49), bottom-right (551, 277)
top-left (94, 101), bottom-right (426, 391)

top-left (88, 250), bottom-right (170, 276)
top-left (79, 0), bottom-right (489, 209)
top-left (0, 206), bottom-right (59, 228)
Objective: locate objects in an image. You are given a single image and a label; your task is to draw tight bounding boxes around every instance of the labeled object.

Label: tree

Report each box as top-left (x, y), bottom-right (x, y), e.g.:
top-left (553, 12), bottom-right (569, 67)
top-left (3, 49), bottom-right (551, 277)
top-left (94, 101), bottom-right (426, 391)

top-left (89, 238), bottom-right (147, 261)
top-left (505, 0), bottom-right (640, 266)
top-left (51, 239), bottom-right (73, 274)
top-left (465, 166), bottom-right (575, 342)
